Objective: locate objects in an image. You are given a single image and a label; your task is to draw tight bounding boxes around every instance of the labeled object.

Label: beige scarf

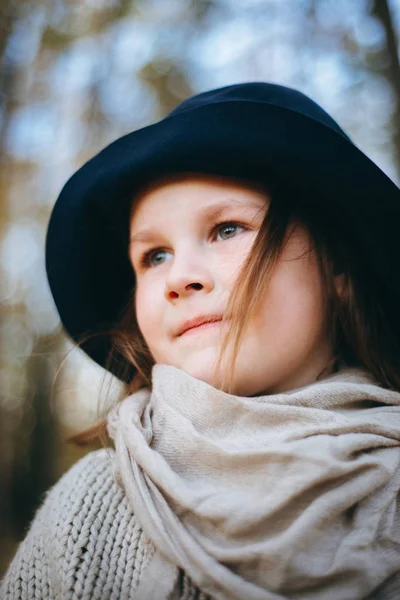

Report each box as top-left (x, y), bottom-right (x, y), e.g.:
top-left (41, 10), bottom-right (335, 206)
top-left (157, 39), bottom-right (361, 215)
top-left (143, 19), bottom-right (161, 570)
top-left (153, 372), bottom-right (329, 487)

top-left (107, 364), bottom-right (400, 600)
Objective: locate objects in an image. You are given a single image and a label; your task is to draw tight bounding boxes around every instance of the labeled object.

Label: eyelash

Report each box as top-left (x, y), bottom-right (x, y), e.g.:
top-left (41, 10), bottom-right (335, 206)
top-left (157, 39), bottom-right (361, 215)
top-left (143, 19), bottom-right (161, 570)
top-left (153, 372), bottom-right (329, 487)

top-left (139, 221), bottom-right (249, 269)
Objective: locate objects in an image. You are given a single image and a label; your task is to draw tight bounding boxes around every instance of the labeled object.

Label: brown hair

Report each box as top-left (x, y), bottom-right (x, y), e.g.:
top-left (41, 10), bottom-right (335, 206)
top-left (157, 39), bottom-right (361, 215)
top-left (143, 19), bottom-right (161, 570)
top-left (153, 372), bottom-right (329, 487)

top-left (67, 175), bottom-right (400, 446)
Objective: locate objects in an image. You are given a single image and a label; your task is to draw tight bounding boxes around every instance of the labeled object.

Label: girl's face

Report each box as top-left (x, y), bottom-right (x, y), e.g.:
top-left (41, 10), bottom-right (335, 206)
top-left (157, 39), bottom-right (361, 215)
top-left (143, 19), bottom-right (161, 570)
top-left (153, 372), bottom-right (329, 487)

top-left (129, 175), bottom-right (335, 396)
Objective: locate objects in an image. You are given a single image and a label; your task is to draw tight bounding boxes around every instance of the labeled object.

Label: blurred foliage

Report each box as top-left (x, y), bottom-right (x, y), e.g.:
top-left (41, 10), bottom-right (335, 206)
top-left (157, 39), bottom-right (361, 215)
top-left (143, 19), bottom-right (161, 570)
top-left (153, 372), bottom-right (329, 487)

top-left (0, 0), bottom-right (399, 577)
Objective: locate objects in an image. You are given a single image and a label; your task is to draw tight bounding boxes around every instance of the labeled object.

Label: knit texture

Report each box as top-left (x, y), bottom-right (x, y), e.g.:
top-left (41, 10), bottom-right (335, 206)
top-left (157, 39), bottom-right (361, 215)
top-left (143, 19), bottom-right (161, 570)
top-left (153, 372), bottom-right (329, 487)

top-left (0, 448), bottom-right (208, 599)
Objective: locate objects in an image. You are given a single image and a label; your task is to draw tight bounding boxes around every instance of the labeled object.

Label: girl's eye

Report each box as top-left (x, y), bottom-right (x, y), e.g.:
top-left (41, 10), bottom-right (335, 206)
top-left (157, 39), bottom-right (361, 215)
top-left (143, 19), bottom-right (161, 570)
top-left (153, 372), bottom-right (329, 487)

top-left (214, 222), bottom-right (246, 241)
top-left (139, 222), bottom-right (247, 269)
top-left (140, 249), bottom-right (170, 269)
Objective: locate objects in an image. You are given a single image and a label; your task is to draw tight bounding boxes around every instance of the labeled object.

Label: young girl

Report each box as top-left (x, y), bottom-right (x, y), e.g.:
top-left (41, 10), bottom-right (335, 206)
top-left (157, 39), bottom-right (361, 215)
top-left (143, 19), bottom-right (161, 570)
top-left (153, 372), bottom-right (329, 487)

top-left (2, 82), bottom-right (400, 600)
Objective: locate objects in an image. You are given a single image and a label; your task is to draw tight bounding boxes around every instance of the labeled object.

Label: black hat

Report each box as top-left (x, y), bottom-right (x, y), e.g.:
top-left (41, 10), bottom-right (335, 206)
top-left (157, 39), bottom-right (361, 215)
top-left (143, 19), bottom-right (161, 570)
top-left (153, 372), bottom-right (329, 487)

top-left (45, 82), bottom-right (400, 381)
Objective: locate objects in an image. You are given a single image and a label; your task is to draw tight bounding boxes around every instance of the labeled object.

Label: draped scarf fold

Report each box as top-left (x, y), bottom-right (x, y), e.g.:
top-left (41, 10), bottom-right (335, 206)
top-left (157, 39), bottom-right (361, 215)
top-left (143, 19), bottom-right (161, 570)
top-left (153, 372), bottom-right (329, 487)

top-left (106, 365), bottom-right (400, 600)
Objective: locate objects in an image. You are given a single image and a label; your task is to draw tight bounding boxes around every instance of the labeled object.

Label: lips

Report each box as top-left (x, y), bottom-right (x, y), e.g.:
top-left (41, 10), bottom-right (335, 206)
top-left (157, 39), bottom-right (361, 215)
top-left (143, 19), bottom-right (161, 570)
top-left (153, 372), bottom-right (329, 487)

top-left (177, 314), bottom-right (223, 336)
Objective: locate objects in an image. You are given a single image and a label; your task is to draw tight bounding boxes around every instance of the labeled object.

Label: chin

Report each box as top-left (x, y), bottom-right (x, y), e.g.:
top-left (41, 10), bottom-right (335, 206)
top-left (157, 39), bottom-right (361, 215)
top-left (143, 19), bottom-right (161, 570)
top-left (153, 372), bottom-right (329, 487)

top-left (177, 350), bottom-right (221, 387)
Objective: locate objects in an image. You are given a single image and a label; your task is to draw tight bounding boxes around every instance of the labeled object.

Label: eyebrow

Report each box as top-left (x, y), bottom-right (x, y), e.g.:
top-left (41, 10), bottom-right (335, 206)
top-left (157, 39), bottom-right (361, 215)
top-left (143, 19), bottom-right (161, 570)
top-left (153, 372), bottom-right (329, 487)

top-left (129, 198), bottom-right (266, 246)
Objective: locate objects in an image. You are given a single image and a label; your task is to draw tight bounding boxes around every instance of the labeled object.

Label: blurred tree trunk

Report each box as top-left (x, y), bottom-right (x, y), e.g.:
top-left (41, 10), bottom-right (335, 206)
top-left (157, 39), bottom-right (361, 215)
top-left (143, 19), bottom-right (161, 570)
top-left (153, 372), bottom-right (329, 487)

top-left (0, 0), bottom-right (20, 154)
top-left (0, 0), bottom-right (63, 576)
top-left (0, 0), bottom-right (16, 62)
top-left (11, 333), bottom-right (61, 537)
top-left (0, 0), bottom-right (23, 577)
top-left (372, 0), bottom-right (400, 179)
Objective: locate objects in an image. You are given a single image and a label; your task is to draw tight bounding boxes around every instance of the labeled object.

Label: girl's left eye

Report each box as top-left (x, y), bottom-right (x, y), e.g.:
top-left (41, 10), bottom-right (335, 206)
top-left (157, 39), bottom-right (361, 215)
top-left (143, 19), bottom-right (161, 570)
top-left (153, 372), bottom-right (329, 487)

top-left (214, 221), bottom-right (247, 241)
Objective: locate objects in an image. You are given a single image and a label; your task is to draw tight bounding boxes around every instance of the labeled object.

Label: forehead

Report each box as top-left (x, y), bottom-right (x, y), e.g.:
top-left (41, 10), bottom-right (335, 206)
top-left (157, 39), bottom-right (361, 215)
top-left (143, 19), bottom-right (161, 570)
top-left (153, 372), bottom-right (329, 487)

top-left (129, 174), bottom-right (269, 227)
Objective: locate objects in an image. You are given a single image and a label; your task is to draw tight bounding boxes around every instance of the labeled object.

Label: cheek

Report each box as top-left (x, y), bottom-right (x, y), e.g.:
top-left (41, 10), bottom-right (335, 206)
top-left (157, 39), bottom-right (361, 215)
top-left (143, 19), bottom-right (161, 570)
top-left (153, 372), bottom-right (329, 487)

top-left (218, 234), bottom-right (256, 283)
top-left (134, 280), bottom-right (164, 346)
top-left (256, 254), bottom-right (325, 334)
top-left (279, 233), bottom-right (325, 318)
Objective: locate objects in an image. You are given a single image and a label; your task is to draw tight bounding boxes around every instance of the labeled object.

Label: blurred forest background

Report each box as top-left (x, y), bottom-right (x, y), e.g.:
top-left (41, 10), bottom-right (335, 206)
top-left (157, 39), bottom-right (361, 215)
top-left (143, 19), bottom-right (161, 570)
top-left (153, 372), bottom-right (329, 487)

top-left (1, 0), bottom-right (400, 576)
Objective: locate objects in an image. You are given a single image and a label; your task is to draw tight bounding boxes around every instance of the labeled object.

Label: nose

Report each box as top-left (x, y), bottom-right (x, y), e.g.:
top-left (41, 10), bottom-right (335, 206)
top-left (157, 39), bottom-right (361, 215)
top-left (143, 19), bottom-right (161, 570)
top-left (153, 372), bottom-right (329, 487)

top-left (164, 250), bottom-right (215, 301)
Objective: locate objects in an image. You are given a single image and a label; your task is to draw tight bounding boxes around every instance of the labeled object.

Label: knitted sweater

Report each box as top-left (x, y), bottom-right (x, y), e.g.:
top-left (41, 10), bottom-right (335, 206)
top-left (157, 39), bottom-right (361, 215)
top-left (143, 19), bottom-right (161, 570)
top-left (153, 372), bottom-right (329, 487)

top-left (0, 448), bottom-right (209, 600)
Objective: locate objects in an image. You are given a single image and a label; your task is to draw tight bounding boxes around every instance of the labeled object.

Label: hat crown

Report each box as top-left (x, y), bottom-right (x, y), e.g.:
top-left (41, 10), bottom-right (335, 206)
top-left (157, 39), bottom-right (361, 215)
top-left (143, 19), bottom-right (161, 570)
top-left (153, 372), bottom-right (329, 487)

top-left (168, 82), bottom-right (350, 141)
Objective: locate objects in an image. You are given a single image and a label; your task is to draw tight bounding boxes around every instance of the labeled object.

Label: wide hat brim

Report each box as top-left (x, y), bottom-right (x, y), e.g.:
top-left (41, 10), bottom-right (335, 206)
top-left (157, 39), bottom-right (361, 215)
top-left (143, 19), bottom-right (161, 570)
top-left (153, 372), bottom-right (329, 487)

top-left (45, 83), bottom-right (400, 381)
